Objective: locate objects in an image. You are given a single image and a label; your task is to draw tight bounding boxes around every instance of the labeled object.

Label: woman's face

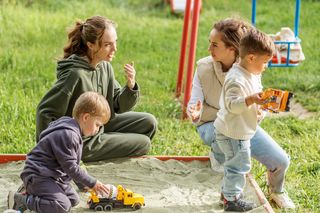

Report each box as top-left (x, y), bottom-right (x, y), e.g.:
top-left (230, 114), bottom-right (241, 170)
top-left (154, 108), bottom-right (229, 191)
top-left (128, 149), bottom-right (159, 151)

top-left (90, 27), bottom-right (118, 63)
top-left (208, 29), bottom-right (235, 63)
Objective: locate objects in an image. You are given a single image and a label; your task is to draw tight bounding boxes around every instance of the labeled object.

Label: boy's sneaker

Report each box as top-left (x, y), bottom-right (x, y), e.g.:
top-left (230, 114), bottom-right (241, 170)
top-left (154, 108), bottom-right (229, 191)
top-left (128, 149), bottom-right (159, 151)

top-left (224, 198), bottom-right (257, 212)
top-left (209, 151), bottom-right (224, 173)
top-left (7, 191), bottom-right (28, 212)
top-left (270, 191), bottom-right (295, 209)
top-left (219, 192), bottom-right (244, 206)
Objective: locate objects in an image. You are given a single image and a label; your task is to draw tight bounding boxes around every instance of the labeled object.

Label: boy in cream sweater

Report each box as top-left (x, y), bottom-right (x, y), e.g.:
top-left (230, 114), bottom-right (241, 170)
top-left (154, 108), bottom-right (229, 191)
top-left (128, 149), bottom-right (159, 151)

top-left (214, 29), bottom-right (275, 212)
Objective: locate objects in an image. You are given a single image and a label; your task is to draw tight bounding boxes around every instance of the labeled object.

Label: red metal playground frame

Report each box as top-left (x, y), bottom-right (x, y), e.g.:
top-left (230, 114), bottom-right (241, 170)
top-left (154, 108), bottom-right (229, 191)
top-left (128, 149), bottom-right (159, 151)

top-left (0, 154), bottom-right (274, 213)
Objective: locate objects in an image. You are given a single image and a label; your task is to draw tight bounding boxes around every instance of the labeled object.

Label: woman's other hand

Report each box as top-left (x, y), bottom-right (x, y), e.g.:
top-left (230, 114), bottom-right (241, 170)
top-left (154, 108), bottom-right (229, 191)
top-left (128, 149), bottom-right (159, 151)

top-left (188, 100), bottom-right (202, 122)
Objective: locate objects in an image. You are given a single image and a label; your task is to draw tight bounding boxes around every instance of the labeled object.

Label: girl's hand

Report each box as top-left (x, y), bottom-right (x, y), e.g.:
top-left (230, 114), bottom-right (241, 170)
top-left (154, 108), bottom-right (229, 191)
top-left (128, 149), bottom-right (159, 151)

top-left (124, 62), bottom-right (136, 89)
top-left (188, 100), bottom-right (202, 122)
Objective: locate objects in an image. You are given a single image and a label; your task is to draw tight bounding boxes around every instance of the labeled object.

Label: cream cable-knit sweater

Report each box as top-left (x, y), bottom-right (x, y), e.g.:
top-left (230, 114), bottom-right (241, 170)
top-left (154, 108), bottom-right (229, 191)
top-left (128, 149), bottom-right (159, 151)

top-left (214, 63), bottom-right (263, 140)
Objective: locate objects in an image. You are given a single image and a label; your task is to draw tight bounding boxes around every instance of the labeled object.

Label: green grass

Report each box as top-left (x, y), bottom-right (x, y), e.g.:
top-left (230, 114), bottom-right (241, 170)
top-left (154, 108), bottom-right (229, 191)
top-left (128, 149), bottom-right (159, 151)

top-left (0, 0), bottom-right (319, 212)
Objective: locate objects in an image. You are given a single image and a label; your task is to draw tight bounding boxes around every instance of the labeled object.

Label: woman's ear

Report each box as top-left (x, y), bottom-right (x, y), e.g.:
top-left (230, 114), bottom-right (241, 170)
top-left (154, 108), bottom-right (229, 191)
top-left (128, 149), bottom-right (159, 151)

top-left (86, 41), bottom-right (94, 51)
top-left (229, 46), bottom-right (236, 52)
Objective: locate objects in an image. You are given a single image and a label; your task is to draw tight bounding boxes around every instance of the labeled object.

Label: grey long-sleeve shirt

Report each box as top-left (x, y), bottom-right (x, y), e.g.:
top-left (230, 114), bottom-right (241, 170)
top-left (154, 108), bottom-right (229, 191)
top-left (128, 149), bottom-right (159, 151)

top-left (21, 116), bottom-right (96, 188)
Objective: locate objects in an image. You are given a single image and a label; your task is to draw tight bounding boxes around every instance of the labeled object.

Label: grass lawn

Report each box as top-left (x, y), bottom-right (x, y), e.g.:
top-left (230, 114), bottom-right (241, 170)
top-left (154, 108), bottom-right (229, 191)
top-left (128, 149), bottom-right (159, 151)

top-left (0, 0), bottom-right (319, 212)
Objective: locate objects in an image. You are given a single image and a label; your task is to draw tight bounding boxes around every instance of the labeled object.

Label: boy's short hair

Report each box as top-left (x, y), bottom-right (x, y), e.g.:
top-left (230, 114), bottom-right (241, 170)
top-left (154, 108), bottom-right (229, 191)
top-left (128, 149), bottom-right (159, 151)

top-left (72, 91), bottom-right (111, 124)
top-left (239, 29), bottom-right (275, 58)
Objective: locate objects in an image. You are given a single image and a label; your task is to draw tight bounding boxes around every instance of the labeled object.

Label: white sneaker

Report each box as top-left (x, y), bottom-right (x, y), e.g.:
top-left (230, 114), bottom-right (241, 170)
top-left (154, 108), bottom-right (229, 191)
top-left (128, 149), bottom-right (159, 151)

top-left (270, 191), bottom-right (295, 209)
top-left (209, 151), bottom-right (224, 173)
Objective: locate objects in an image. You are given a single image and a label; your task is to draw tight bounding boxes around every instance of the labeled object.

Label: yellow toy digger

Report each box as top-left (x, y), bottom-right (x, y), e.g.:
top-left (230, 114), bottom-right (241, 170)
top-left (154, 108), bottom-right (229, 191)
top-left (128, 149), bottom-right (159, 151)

top-left (261, 88), bottom-right (294, 113)
top-left (88, 185), bottom-right (145, 211)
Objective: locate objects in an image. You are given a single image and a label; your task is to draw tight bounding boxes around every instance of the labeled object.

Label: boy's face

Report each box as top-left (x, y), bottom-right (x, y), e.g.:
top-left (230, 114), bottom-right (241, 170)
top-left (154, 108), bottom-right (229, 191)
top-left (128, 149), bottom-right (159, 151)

top-left (79, 113), bottom-right (104, 137)
top-left (246, 54), bottom-right (272, 75)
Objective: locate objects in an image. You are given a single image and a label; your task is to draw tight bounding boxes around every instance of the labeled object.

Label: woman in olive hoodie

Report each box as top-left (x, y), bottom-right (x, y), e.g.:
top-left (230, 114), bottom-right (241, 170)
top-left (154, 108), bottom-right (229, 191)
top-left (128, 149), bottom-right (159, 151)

top-left (36, 15), bottom-right (157, 162)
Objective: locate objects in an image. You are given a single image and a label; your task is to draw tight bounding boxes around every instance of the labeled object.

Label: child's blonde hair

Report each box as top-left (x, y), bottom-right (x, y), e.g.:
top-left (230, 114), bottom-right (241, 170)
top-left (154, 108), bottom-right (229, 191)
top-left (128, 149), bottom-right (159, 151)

top-left (72, 91), bottom-right (111, 124)
top-left (239, 29), bottom-right (275, 58)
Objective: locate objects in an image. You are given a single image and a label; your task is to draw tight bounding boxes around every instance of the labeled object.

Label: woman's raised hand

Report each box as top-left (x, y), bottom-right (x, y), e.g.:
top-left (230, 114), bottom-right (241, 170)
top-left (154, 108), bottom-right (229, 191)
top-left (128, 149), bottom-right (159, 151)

top-left (124, 62), bottom-right (136, 89)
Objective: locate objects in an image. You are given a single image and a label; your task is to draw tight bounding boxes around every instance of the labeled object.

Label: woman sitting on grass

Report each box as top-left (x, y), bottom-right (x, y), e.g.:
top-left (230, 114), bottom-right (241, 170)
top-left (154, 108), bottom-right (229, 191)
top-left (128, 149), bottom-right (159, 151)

top-left (187, 18), bottom-right (295, 209)
top-left (36, 15), bottom-right (157, 163)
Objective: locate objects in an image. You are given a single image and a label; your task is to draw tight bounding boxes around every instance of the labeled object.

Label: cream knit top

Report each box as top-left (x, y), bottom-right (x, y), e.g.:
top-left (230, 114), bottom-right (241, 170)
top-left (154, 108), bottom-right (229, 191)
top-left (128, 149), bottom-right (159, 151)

top-left (214, 63), bottom-right (263, 140)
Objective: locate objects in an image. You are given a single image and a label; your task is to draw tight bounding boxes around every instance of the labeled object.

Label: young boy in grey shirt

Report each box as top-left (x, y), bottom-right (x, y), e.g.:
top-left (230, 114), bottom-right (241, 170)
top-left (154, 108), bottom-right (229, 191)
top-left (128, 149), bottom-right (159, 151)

top-left (9, 91), bottom-right (112, 213)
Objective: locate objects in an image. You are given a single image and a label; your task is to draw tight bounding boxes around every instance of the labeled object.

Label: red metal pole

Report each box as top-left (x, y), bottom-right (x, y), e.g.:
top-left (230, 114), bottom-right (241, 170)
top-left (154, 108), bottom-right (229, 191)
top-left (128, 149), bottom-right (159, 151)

top-left (182, 0), bottom-right (201, 119)
top-left (175, 0), bottom-right (192, 98)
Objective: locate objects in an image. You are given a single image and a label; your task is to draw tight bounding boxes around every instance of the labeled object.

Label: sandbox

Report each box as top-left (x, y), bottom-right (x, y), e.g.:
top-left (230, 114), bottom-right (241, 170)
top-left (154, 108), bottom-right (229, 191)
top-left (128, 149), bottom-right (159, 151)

top-left (0, 155), bottom-right (273, 213)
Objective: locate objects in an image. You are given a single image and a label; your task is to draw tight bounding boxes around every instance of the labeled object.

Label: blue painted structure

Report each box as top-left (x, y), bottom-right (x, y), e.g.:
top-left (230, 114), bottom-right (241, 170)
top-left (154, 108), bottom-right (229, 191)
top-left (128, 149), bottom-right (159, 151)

top-left (251, 0), bottom-right (301, 67)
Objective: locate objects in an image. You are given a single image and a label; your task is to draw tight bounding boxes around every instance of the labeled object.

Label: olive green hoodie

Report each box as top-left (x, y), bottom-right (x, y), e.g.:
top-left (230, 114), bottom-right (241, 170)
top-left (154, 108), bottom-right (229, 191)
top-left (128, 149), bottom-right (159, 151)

top-left (36, 54), bottom-right (139, 141)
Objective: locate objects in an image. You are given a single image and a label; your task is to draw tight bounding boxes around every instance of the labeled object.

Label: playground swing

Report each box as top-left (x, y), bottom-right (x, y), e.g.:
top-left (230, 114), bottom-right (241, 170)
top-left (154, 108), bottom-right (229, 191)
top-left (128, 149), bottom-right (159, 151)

top-left (252, 0), bottom-right (303, 67)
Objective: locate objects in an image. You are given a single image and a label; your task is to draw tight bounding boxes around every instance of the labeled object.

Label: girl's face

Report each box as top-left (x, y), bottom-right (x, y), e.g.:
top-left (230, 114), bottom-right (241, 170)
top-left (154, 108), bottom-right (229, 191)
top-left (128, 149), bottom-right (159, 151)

top-left (208, 29), bottom-right (235, 63)
top-left (79, 113), bottom-right (104, 137)
top-left (89, 27), bottom-right (118, 64)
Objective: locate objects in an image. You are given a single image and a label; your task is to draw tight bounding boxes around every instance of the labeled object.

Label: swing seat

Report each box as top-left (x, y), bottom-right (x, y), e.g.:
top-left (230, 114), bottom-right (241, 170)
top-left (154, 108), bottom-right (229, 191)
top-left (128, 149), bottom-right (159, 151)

top-left (268, 27), bottom-right (304, 67)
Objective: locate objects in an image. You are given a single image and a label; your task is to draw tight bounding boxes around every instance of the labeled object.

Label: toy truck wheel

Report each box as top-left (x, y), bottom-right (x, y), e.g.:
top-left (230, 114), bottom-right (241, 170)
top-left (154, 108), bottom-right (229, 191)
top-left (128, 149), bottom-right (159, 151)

top-left (133, 203), bottom-right (141, 210)
top-left (104, 204), bottom-right (112, 211)
top-left (94, 205), bottom-right (103, 211)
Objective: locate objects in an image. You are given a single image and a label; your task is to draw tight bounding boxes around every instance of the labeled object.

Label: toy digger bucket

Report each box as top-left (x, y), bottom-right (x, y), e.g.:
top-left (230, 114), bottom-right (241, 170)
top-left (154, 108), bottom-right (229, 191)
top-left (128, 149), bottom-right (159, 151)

top-left (262, 89), bottom-right (294, 113)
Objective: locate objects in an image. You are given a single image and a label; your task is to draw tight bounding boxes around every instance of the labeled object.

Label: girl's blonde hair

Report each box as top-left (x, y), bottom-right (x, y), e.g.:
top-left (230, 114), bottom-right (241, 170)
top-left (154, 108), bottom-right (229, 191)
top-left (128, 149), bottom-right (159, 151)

top-left (72, 91), bottom-right (111, 124)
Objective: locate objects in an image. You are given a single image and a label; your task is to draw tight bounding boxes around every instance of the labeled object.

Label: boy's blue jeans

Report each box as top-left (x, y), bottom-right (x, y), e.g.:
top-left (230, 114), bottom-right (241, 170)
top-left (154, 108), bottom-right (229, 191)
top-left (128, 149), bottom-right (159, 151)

top-left (197, 122), bottom-right (290, 193)
top-left (215, 130), bottom-right (251, 201)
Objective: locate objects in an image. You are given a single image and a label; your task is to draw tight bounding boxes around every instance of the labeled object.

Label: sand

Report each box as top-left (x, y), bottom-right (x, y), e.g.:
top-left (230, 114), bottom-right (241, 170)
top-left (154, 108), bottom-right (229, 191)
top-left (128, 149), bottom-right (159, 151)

top-left (0, 158), bottom-right (267, 213)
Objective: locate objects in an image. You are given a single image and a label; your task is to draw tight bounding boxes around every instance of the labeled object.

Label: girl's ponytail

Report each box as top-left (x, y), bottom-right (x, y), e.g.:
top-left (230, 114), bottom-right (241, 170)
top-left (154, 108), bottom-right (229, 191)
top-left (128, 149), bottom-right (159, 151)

top-left (63, 20), bottom-right (88, 59)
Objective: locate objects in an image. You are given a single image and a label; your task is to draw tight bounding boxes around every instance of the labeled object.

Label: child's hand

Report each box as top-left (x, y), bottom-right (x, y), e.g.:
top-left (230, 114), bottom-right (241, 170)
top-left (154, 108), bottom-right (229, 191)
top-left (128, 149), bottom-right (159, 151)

top-left (92, 180), bottom-right (110, 197)
top-left (124, 61), bottom-right (136, 89)
top-left (188, 100), bottom-right (202, 122)
top-left (245, 92), bottom-right (266, 106)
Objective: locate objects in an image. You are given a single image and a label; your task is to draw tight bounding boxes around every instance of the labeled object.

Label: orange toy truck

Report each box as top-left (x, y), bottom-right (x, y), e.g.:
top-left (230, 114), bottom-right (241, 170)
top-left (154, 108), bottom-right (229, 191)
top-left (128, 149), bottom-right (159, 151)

top-left (261, 88), bottom-right (294, 113)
